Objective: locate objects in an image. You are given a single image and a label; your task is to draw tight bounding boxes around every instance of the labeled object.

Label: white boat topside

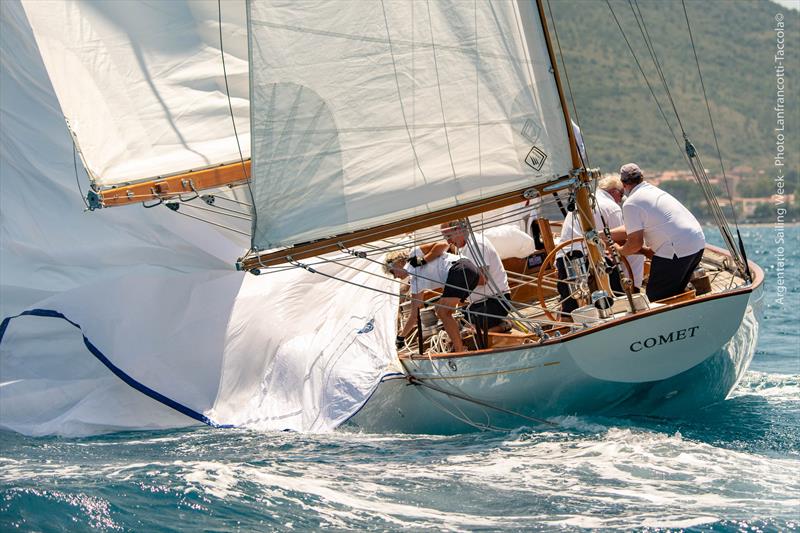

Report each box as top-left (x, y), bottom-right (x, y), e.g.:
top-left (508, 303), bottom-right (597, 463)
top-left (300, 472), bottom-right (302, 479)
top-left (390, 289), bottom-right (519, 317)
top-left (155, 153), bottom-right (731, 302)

top-left (350, 244), bottom-right (763, 433)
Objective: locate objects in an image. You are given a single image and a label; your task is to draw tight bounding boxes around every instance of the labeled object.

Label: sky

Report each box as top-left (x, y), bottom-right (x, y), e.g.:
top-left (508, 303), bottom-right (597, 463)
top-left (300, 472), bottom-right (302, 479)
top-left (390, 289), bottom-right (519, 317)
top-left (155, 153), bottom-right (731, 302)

top-left (771, 0), bottom-right (799, 12)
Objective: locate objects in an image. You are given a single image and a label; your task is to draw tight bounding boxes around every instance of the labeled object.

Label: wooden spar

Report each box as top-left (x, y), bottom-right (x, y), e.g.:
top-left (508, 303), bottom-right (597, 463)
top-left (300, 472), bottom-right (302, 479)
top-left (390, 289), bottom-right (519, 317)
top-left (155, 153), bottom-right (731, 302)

top-left (534, 0), bottom-right (612, 294)
top-left (97, 160), bottom-right (251, 207)
top-left (237, 178), bottom-right (574, 270)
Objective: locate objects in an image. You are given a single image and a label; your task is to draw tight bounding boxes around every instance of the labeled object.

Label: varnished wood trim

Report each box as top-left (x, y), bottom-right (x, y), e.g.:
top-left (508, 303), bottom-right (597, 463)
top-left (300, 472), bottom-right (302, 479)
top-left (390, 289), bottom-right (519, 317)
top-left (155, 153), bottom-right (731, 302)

top-left (537, 218), bottom-right (556, 255)
top-left (99, 161), bottom-right (250, 207)
top-left (401, 244), bottom-right (764, 362)
top-left (654, 288), bottom-right (697, 306)
top-left (238, 178), bottom-right (573, 269)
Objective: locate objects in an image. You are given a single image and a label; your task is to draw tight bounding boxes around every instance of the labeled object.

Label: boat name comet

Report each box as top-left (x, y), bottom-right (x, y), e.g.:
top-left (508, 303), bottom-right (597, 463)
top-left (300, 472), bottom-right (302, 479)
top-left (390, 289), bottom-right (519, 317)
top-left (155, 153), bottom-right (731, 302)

top-left (629, 326), bottom-right (700, 352)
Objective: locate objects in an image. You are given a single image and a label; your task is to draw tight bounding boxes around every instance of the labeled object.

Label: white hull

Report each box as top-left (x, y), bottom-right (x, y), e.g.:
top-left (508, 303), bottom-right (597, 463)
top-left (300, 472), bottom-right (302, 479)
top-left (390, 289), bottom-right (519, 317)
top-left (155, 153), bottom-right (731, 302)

top-left (349, 283), bottom-right (763, 434)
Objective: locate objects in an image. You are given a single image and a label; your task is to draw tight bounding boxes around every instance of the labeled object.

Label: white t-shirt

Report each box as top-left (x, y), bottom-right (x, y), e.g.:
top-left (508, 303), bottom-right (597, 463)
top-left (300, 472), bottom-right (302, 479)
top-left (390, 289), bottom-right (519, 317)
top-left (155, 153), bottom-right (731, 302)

top-left (405, 247), bottom-right (460, 294)
top-left (461, 237), bottom-right (509, 303)
top-left (622, 182), bottom-right (705, 259)
top-left (624, 252), bottom-right (645, 289)
top-left (557, 188), bottom-right (622, 257)
top-left (556, 189), bottom-right (644, 287)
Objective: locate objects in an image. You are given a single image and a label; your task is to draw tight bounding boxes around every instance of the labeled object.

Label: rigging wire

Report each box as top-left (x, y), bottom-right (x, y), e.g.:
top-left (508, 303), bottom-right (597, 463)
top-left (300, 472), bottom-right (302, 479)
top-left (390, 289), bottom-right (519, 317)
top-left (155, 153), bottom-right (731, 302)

top-left (409, 376), bottom-right (558, 427)
top-left (605, 0), bottom-right (749, 280)
top-left (544, 0), bottom-right (590, 168)
top-left (209, 194), bottom-right (252, 208)
top-left (680, 0), bottom-right (749, 277)
top-left (249, 197), bottom-right (583, 326)
top-left (629, 0), bottom-right (686, 136)
top-left (462, 219), bottom-right (523, 326)
top-left (169, 208), bottom-right (250, 236)
top-left (70, 134), bottom-right (90, 210)
top-left (217, 0), bottom-right (257, 242)
top-left (420, 338), bottom-right (509, 431)
top-left (322, 252), bottom-right (567, 330)
top-left (287, 256), bottom-right (546, 330)
top-left (605, 0), bottom-right (685, 157)
top-left (629, 0), bottom-right (747, 278)
top-left (412, 378), bottom-right (508, 432)
top-left (175, 200), bottom-right (252, 221)
top-left (239, 178), bottom-right (574, 264)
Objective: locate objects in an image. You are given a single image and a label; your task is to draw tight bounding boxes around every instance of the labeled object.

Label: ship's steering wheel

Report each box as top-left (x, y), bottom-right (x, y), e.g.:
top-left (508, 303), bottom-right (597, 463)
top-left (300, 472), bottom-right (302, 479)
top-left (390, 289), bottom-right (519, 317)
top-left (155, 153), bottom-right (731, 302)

top-left (536, 237), bottom-right (633, 322)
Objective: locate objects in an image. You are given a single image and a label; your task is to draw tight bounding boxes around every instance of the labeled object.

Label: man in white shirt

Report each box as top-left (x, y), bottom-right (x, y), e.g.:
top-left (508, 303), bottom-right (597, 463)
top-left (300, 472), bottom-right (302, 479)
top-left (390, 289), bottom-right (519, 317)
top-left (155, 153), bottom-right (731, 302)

top-left (383, 243), bottom-right (480, 353)
top-left (555, 179), bottom-right (635, 315)
top-left (440, 221), bottom-right (511, 337)
top-left (611, 163), bottom-right (706, 302)
top-left (598, 176), bottom-right (645, 289)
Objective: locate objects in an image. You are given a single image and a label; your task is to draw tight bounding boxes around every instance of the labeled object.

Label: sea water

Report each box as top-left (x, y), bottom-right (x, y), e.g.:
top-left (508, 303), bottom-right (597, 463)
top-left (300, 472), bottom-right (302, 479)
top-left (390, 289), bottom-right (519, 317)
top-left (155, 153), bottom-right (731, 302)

top-left (1, 225), bottom-right (798, 531)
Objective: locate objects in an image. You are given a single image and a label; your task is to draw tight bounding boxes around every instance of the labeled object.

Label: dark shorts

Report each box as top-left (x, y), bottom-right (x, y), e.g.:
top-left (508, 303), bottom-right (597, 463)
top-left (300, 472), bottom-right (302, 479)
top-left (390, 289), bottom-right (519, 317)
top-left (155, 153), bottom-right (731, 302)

top-left (647, 249), bottom-right (704, 302)
top-left (441, 258), bottom-right (480, 301)
top-left (467, 293), bottom-right (512, 329)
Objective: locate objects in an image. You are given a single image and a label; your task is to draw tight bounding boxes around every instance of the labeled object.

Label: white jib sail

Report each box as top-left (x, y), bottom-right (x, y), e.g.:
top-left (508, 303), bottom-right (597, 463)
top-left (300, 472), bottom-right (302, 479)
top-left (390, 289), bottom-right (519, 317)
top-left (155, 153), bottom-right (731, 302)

top-left (20, 0), bottom-right (250, 187)
top-left (248, 0), bottom-right (573, 249)
top-left (2, 0), bottom-right (397, 436)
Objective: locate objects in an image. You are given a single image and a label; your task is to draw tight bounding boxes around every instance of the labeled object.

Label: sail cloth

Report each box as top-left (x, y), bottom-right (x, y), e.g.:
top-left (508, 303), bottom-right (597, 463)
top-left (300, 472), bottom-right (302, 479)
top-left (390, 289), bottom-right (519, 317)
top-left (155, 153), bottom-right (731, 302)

top-left (1, 0), bottom-right (397, 436)
top-left (0, 261), bottom-right (397, 436)
top-left (248, 0), bottom-right (573, 249)
top-left (20, 0), bottom-right (250, 187)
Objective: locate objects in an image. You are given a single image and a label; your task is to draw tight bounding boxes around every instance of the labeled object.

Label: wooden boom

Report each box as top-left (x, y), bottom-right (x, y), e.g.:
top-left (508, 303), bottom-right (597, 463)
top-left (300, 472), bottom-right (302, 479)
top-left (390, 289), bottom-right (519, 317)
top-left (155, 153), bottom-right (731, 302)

top-left (237, 178), bottom-right (574, 271)
top-left (96, 160), bottom-right (251, 207)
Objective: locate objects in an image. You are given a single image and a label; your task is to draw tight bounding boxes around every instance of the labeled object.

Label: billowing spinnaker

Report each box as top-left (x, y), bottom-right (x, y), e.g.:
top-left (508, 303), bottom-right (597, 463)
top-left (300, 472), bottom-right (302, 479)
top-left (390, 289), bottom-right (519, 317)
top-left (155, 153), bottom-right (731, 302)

top-left (21, 0), bottom-right (250, 187)
top-left (248, 0), bottom-right (572, 249)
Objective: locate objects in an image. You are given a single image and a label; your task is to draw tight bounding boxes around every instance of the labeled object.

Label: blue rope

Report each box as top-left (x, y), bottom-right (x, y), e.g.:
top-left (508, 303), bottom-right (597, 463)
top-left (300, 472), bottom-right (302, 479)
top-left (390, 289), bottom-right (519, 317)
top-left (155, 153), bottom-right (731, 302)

top-left (0, 309), bottom-right (229, 428)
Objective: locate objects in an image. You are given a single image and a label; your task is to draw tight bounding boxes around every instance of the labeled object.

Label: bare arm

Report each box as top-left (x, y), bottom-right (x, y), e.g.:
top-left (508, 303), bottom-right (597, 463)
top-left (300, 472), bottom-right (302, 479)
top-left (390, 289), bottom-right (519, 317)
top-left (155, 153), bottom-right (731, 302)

top-left (616, 229), bottom-right (644, 256)
top-left (610, 225), bottom-right (628, 244)
top-left (418, 241), bottom-right (449, 262)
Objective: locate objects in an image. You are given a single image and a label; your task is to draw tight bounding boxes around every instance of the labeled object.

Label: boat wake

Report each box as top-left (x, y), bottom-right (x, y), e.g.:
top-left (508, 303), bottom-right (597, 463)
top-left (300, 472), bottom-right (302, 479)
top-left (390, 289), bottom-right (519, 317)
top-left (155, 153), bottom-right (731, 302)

top-left (730, 371), bottom-right (800, 401)
top-left (2, 370), bottom-right (797, 531)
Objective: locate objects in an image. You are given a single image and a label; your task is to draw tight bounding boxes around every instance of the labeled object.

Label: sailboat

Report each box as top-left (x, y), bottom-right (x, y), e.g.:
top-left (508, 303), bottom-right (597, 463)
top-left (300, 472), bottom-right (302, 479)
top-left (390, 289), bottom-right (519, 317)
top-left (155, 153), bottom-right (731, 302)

top-left (0, 0), bottom-right (762, 436)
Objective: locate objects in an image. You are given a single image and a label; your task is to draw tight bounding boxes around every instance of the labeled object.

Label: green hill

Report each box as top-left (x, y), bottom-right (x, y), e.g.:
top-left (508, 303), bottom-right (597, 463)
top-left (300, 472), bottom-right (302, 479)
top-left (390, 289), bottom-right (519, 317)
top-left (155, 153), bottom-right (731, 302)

top-left (545, 0), bottom-right (799, 180)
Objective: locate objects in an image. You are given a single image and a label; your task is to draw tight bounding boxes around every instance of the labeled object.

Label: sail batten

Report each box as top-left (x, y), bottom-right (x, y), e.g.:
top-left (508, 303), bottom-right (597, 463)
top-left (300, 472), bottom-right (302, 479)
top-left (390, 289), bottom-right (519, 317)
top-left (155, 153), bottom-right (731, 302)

top-left (248, 0), bottom-right (573, 251)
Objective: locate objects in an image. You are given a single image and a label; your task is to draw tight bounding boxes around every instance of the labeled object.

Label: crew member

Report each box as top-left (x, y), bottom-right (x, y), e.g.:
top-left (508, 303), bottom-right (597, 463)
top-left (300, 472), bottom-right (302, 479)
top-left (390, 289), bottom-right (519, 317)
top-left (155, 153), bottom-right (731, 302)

top-left (598, 176), bottom-right (644, 290)
top-left (383, 243), bottom-right (480, 353)
top-left (611, 163), bottom-right (705, 302)
top-left (556, 176), bottom-right (628, 315)
top-left (440, 221), bottom-right (512, 337)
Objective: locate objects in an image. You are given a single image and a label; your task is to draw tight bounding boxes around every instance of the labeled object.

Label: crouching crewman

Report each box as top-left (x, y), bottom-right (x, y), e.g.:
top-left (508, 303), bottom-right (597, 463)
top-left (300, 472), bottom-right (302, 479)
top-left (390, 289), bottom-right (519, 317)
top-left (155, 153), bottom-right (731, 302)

top-left (383, 243), bottom-right (480, 353)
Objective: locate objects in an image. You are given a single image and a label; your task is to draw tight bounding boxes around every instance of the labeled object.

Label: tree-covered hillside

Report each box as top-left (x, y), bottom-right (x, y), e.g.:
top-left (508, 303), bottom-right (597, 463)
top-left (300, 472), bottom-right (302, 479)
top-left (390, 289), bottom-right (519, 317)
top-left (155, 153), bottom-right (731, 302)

top-left (546, 0), bottom-right (799, 179)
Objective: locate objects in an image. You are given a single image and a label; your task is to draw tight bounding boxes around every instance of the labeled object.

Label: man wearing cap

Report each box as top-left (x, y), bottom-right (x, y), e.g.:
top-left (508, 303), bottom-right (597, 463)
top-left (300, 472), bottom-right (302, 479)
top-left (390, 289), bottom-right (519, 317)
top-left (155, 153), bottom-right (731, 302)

top-left (598, 176), bottom-right (645, 290)
top-left (611, 163), bottom-right (706, 302)
top-left (555, 175), bottom-right (636, 316)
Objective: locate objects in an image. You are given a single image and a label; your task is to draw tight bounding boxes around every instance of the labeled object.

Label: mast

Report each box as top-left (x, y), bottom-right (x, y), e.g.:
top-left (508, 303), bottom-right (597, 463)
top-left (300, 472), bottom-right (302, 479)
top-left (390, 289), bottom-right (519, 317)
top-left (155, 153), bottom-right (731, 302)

top-left (534, 0), bottom-right (612, 294)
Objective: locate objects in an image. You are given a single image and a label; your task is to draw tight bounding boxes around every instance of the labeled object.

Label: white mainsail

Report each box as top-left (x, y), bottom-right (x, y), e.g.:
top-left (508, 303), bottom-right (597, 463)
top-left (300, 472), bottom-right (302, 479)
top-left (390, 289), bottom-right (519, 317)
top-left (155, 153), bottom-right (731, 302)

top-left (248, 0), bottom-right (573, 249)
top-left (20, 0), bottom-right (250, 187)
